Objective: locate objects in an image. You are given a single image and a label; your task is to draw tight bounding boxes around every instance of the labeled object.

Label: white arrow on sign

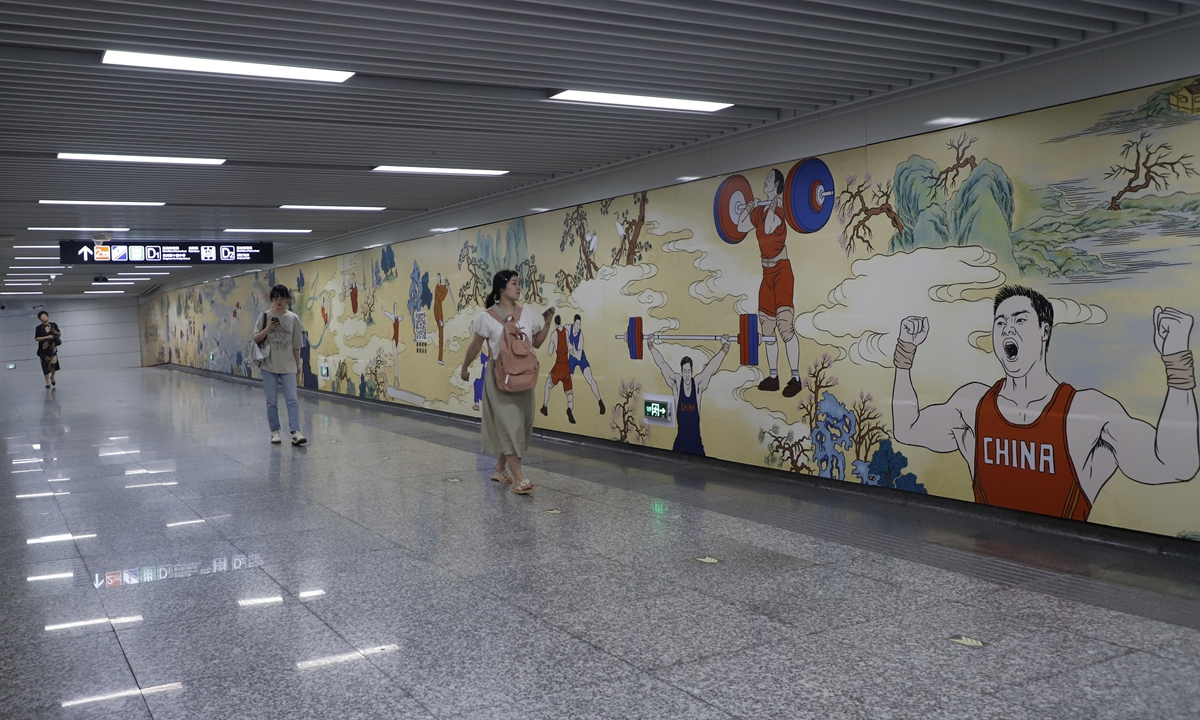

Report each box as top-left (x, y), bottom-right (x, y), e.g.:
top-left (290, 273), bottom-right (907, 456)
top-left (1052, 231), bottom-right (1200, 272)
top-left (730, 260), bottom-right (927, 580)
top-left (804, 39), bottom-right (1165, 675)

top-left (78, 246), bottom-right (94, 261)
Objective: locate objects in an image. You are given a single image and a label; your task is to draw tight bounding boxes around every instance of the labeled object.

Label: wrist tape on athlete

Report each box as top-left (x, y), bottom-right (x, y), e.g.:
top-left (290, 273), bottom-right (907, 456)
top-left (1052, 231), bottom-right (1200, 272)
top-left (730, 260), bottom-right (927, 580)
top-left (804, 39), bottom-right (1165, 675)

top-left (1163, 350), bottom-right (1196, 390)
top-left (894, 339), bottom-right (917, 370)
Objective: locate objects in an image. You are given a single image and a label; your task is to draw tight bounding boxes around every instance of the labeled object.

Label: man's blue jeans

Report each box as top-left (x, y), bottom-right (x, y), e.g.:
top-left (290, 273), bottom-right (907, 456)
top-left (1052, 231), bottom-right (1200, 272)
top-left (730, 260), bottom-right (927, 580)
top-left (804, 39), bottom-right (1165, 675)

top-left (262, 370), bottom-right (300, 433)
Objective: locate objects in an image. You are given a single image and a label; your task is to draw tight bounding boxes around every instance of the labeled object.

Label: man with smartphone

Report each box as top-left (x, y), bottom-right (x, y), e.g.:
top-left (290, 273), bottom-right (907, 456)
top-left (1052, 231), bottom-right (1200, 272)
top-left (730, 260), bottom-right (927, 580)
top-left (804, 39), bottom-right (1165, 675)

top-left (252, 284), bottom-right (307, 446)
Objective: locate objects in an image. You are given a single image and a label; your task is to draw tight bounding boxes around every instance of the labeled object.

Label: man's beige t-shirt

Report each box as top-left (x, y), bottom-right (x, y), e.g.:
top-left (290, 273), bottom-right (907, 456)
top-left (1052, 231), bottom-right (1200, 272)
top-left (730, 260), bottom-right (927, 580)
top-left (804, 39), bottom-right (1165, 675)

top-left (254, 310), bottom-right (304, 375)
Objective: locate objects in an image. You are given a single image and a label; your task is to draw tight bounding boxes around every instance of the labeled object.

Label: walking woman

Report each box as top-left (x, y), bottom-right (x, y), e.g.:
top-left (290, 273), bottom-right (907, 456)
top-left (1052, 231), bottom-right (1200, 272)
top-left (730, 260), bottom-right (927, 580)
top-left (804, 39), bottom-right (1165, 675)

top-left (252, 285), bottom-right (307, 445)
top-left (35, 311), bottom-right (61, 388)
top-left (460, 270), bottom-right (554, 494)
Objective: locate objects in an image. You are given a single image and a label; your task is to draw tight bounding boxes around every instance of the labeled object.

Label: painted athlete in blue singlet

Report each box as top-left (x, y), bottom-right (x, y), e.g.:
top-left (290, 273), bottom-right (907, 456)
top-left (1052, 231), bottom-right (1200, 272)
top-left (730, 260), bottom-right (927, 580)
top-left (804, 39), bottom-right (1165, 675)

top-left (567, 314), bottom-right (606, 415)
top-left (648, 334), bottom-right (731, 458)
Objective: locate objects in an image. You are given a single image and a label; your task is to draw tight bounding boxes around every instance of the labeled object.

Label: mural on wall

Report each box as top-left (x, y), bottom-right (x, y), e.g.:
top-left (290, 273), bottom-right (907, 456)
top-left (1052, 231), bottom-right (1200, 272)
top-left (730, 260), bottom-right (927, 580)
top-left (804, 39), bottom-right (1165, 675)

top-left (140, 76), bottom-right (1200, 541)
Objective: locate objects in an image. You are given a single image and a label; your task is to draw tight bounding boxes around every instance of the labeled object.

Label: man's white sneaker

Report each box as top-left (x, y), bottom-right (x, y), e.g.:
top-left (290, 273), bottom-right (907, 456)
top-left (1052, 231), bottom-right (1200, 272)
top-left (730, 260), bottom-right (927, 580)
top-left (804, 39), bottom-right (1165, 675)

top-left (270, 431), bottom-right (281, 444)
top-left (291, 431), bottom-right (307, 446)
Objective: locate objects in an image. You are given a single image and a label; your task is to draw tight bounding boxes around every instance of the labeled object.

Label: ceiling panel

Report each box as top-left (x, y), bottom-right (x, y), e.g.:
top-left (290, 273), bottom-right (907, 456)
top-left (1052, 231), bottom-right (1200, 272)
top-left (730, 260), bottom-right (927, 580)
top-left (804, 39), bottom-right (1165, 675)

top-left (0, 0), bottom-right (1193, 297)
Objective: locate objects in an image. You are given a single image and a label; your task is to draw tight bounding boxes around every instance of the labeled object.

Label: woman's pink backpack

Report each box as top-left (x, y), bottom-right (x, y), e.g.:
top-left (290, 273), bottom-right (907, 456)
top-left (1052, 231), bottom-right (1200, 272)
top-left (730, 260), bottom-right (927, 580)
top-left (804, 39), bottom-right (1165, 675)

top-left (489, 306), bottom-right (540, 392)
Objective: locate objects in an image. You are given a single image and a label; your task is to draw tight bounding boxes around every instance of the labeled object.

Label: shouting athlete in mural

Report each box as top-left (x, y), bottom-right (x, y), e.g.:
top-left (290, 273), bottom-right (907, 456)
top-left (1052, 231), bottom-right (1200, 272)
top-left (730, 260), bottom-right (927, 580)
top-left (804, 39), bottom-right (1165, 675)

top-left (568, 314), bottom-right (605, 415)
top-left (736, 169), bottom-right (803, 397)
top-left (541, 315), bottom-right (575, 424)
top-left (892, 286), bottom-right (1198, 521)
top-left (648, 335), bottom-right (730, 457)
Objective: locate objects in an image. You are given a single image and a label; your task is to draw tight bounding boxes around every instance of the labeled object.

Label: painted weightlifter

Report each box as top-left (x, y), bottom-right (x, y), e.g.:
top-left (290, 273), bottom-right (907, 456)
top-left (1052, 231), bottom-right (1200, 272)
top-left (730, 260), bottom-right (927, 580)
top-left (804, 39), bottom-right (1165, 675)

top-left (541, 315), bottom-right (575, 424)
top-left (892, 285), bottom-right (1198, 520)
top-left (736, 169), bottom-right (803, 397)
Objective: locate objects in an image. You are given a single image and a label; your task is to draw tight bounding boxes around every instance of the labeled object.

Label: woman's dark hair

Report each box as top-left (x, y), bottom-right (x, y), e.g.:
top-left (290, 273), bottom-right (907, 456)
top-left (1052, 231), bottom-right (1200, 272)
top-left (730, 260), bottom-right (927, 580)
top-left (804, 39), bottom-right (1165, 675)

top-left (37, 311), bottom-right (49, 320)
top-left (268, 285), bottom-right (292, 301)
top-left (485, 270), bottom-right (519, 308)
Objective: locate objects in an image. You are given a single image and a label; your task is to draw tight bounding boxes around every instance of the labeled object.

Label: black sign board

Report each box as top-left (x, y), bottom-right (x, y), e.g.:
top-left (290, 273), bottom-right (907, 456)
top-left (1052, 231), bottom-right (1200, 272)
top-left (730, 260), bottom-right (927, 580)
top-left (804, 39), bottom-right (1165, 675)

top-left (59, 241), bottom-right (273, 265)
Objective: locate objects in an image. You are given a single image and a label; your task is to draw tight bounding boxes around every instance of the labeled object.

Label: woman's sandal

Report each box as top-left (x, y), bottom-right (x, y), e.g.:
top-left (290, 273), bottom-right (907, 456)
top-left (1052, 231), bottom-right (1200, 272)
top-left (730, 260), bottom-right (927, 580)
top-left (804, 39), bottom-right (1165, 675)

top-left (490, 468), bottom-right (513, 483)
top-left (510, 477), bottom-right (533, 495)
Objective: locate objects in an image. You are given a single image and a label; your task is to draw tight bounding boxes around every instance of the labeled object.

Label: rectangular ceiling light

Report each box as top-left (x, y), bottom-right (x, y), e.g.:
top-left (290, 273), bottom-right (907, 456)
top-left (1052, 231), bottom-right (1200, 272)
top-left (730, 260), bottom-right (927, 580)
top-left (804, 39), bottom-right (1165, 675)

top-left (223, 228), bottom-right (311, 233)
top-left (40, 200), bottom-right (165, 206)
top-left (429, 227), bottom-right (458, 233)
top-left (103, 50), bottom-right (354, 83)
top-left (1, 291), bottom-right (43, 295)
top-left (550, 90), bottom-right (732, 112)
top-left (9, 266), bottom-right (65, 269)
top-left (84, 290), bottom-right (125, 294)
top-left (15, 257), bottom-right (59, 260)
top-left (119, 272), bottom-right (170, 275)
top-left (58, 152), bottom-right (225, 165)
top-left (28, 227), bottom-right (128, 232)
top-left (136, 265), bottom-right (190, 268)
top-left (93, 282), bottom-right (135, 286)
top-left (14, 245), bottom-right (59, 249)
top-left (373, 166), bottom-right (508, 176)
top-left (280, 205), bottom-right (385, 211)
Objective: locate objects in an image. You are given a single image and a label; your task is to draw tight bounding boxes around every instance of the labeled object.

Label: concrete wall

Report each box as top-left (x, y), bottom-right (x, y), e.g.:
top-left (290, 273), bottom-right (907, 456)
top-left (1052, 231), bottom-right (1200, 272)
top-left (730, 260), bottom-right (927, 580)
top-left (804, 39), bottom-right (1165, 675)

top-left (0, 298), bottom-right (140, 373)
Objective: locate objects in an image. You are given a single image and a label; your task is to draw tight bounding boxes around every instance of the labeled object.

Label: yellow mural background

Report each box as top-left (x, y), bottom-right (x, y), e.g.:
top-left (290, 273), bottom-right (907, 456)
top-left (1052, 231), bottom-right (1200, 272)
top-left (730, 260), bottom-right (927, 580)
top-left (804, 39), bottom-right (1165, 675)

top-left (140, 76), bottom-right (1200, 540)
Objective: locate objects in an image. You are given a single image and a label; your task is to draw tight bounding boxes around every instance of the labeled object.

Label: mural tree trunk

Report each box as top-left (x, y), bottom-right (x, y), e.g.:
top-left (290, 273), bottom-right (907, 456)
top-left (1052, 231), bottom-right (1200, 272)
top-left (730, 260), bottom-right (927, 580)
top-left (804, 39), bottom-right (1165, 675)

top-left (561, 206), bottom-right (598, 281)
top-left (798, 354), bottom-right (838, 431)
top-left (1105, 131), bottom-right (1198, 210)
top-left (836, 177), bottom-right (904, 254)
top-left (611, 380), bottom-right (650, 444)
top-left (515, 255), bottom-right (546, 304)
top-left (850, 391), bottom-right (889, 462)
top-left (457, 241), bottom-right (490, 307)
top-left (930, 133), bottom-right (979, 191)
top-left (759, 426), bottom-right (813, 474)
top-left (616, 191), bottom-right (649, 265)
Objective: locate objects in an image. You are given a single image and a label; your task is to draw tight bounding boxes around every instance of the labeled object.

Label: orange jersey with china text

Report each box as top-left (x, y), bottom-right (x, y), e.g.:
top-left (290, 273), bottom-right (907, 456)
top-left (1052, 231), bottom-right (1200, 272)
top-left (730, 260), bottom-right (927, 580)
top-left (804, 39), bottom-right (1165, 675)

top-left (750, 205), bottom-right (787, 259)
top-left (972, 381), bottom-right (1090, 521)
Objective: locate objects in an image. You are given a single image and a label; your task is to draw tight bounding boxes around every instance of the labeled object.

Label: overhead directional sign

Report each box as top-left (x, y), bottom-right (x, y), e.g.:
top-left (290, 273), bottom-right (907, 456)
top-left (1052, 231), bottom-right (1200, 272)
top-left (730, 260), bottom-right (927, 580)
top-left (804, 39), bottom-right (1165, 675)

top-left (60, 241), bottom-right (273, 265)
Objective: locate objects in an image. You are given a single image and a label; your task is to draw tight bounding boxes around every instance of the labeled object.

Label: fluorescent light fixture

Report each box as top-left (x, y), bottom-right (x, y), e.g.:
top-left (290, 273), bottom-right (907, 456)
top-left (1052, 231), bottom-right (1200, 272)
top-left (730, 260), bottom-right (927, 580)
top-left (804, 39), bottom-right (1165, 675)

top-left (125, 468), bottom-right (172, 474)
top-left (124, 482), bottom-right (177, 488)
top-left (280, 205), bottom-right (384, 211)
top-left (430, 227), bottom-right (458, 233)
top-left (11, 468), bottom-right (44, 473)
top-left (926, 117), bottom-right (980, 126)
top-left (7, 273), bottom-right (55, 276)
top-left (530, 207), bottom-right (551, 212)
top-left (298, 590), bottom-right (325, 598)
top-left (28, 572), bottom-right (73, 582)
top-left (165, 519), bottom-right (205, 527)
top-left (15, 257), bottom-right (60, 260)
top-left (13, 458), bottom-right (41, 463)
top-left (373, 165), bottom-right (507, 176)
top-left (40, 200), bottom-right (164, 206)
top-left (550, 89), bottom-right (732, 112)
top-left (47, 477), bottom-right (70, 482)
top-left (115, 277), bottom-right (152, 281)
top-left (10, 266), bottom-right (66, 269)
top-left (109, 436), bottom-right (129, 440)
top-left (13, 245), bottom-right (57, 249)
top-left (2, 292), bottom-right (44, 295)
top-left (45, 615), bottom-right (142, 632)
top-left (15, 492), bottom-right (68, 499)
top-left (136, 265), bottom-right (191, 268)
top-left (59, 152), bottom-right (225, 165)
top-left (120, 272), bottom-right (169, 276)
top-left (104, 49), bottom-right (353, 83)
top-left (27, 533), bottom-right (94, 544)
top-left (93, 281), bottom-right (135, 286)
top-left (61, 682), bottom-right (181, 708)
top-left (223, 228), bottom-right (311, 233)
top-left (4, 283), bottom-right (44, 286)
top-left (100, 449), bottom-right (139, 456)
top-left (237, 596), bottom-right (283, 607)
top-left (27, 227), bottom-right (128, 232)
top-left (677, 176), bottom-right (703, 182)
top-left (85, 291), bottom-right (126, 294)
top-left (296, 645), bottom-right (398, 670)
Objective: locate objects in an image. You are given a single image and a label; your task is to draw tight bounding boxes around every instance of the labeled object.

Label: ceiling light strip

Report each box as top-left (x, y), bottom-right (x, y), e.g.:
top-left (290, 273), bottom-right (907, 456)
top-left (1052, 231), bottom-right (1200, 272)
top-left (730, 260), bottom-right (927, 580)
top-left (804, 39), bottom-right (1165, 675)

top-left (550, 90), bottom-right (732, 112)
top-left (103, 50), bottom-right (353, 83)
top-left (58, 152), bottom-right (225, 165)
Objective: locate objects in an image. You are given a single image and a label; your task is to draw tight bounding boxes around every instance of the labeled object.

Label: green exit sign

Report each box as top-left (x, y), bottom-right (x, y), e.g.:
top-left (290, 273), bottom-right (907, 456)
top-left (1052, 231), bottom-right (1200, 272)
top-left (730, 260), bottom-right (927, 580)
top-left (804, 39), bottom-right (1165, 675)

top-left (645, 399), bottom-right (670, 419)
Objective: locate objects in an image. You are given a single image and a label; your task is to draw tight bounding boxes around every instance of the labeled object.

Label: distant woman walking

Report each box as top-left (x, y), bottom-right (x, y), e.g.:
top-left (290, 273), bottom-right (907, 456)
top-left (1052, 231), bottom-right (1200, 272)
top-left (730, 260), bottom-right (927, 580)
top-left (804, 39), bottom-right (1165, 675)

top-left (460, 270), bottom-right (554, 494)
top-left (35, 311), bottom-right (61, 388)
top-left (252, 285), bottom-right (307, 446)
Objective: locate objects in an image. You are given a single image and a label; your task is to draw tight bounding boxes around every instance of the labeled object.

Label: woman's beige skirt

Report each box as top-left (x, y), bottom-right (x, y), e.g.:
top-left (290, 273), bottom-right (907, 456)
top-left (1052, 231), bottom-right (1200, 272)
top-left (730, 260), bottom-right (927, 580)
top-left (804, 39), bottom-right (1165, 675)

top-left (480, 368), bottom-right (535, 457)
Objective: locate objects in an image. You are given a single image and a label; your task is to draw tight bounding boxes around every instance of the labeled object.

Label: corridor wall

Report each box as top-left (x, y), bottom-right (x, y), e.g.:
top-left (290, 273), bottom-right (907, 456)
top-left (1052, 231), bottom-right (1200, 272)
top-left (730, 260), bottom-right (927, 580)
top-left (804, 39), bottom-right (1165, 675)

top-left (141, 76), bottom-right (1200, 540)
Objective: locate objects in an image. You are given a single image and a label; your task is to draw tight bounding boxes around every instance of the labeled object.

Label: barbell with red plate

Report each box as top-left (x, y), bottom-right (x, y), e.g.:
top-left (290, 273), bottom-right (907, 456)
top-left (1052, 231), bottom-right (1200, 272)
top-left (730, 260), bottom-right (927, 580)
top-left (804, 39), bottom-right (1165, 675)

top-left (713, 157), bottom-right (834, 244)
top-left (616, 314), bottom-right (759, 366)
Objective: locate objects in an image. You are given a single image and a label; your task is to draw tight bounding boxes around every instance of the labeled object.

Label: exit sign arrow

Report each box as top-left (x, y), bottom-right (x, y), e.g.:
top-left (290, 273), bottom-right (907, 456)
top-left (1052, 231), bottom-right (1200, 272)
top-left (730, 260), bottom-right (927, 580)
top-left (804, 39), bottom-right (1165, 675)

top-left (77, 246), bottom-right (94, 260)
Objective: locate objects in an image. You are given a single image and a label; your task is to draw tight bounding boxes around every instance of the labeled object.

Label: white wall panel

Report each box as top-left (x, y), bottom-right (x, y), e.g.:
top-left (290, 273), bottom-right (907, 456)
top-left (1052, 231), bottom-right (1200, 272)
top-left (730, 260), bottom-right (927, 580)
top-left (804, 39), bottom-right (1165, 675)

top-left (0, 298), bottom-right (140, 374)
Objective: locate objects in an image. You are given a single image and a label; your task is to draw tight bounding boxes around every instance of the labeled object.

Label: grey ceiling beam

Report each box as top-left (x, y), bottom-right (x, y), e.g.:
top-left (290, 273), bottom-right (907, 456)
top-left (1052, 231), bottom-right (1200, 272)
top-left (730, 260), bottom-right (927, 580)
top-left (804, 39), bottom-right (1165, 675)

top-left (1087, 0), bottom-right (1181, 15)
top-left (989, 0), bottom-right (1146, 24)
top-left (795, 0), bottom-right (1084, 40)
top-left (899, 0), bottom-right (1115, 33)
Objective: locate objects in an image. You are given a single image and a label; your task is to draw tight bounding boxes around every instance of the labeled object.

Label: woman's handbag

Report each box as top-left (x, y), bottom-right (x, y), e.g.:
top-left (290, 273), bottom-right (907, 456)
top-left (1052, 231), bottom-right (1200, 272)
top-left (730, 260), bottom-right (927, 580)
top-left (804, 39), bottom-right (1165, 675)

top-left (247, 313), bottom-right (271, 368)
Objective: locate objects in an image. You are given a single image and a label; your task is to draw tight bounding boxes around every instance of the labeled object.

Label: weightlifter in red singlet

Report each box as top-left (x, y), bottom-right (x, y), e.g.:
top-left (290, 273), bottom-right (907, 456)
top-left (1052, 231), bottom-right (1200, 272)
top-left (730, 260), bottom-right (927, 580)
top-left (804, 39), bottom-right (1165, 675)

top-left (891, 286), bottom-right (1198, 520)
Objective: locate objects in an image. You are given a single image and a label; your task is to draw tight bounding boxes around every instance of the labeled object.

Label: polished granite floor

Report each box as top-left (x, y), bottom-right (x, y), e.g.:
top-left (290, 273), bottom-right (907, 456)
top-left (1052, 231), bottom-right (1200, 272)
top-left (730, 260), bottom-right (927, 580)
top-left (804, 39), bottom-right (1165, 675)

top-left (2, 366), bottom-right (1199, 719)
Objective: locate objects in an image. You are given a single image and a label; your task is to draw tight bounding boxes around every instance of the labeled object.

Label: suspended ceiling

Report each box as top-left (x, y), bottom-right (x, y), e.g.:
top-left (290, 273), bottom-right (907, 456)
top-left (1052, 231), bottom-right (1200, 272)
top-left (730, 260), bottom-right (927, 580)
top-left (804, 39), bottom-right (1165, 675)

top-left (0, 0), bottom-right (1196, 297)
